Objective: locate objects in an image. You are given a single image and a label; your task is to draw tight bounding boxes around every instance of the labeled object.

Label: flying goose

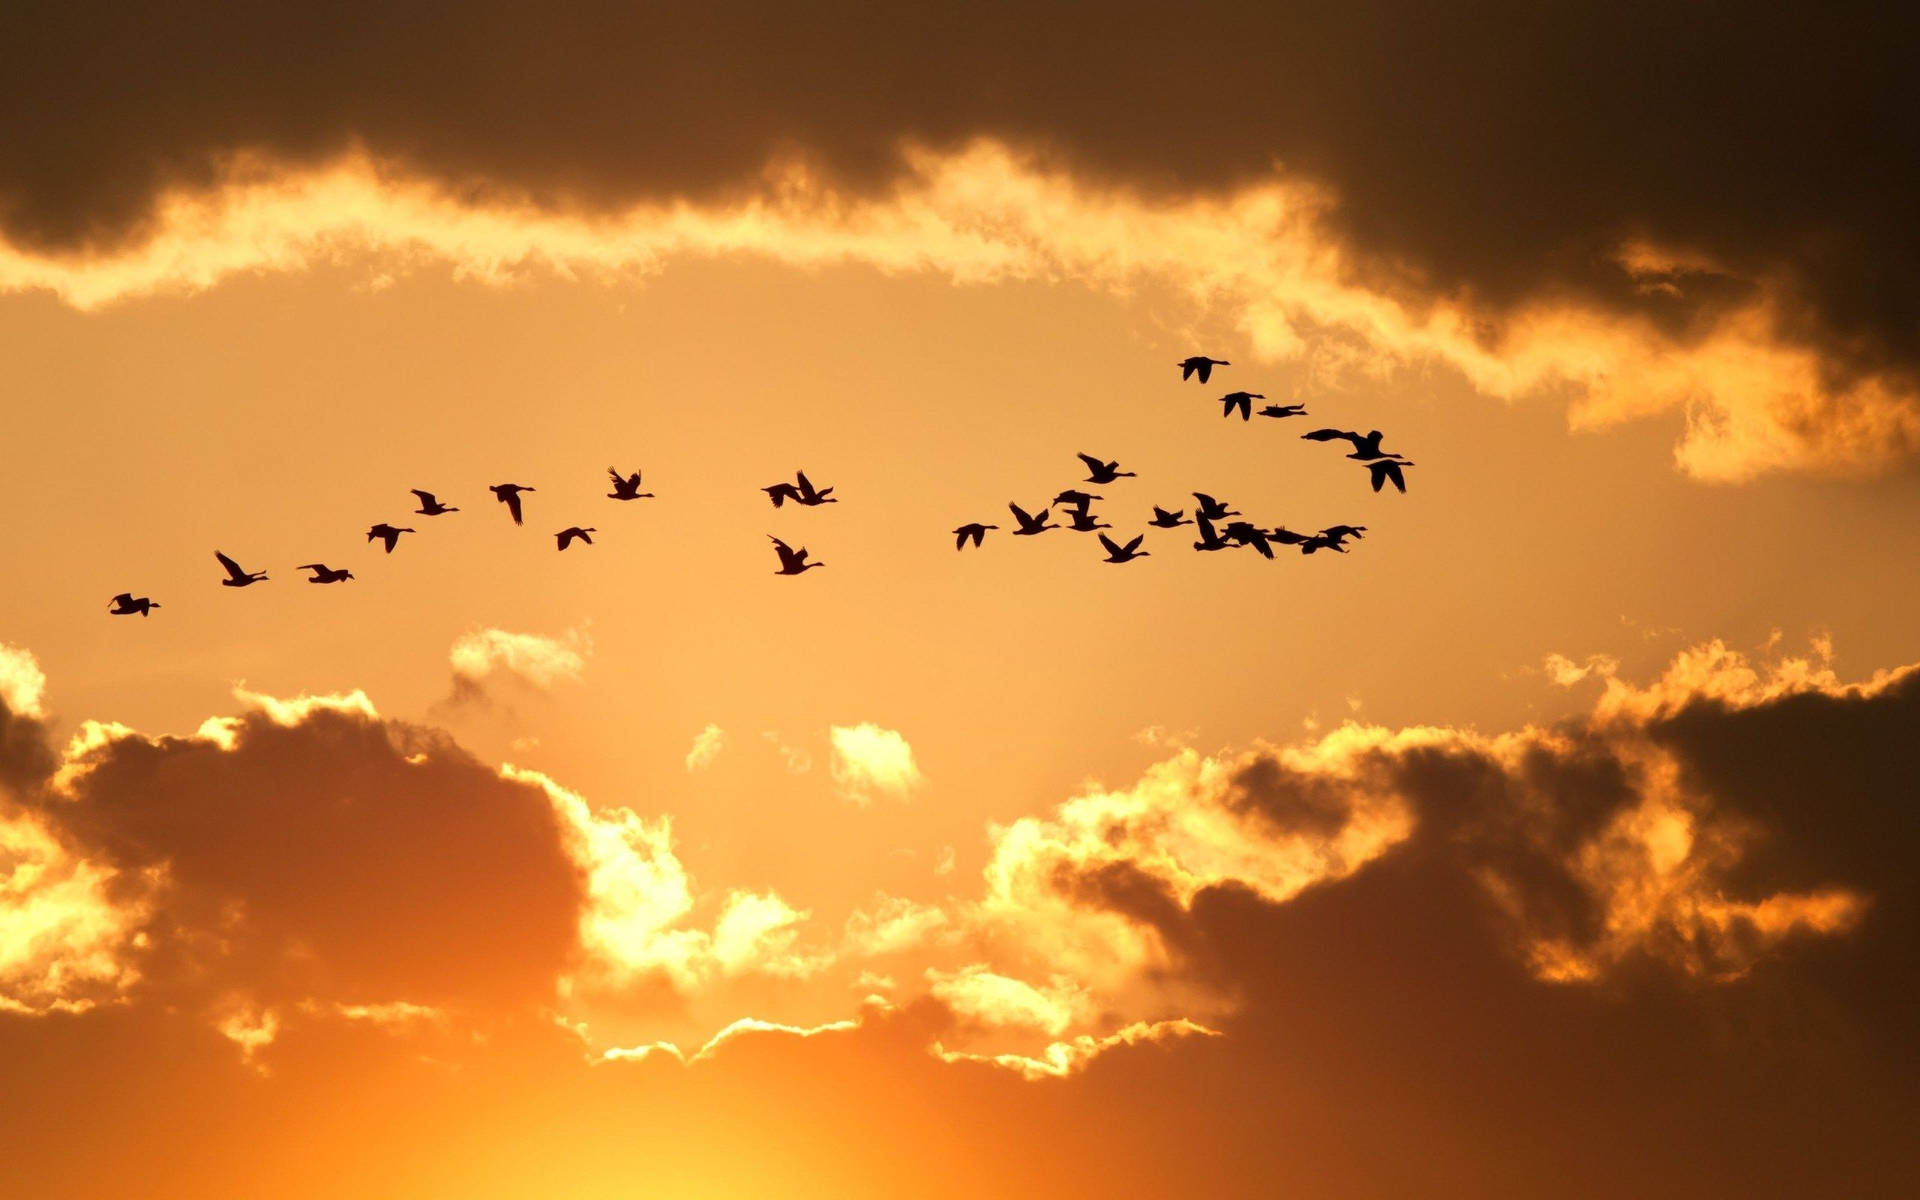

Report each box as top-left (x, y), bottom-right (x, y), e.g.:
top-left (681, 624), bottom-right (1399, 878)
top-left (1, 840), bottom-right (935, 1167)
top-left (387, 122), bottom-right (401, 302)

top-left (1066, 510), bottom-right (1112, 533)
top-left (1219, 391), bottom-right (1263, 421)
top-left (1192, 515), bottom-right (1230, 552)
top-left (1098, 533), bottom-right (1150, 563)
top-left (953, 523), bottom-right (997, 550)
top-left (1077, 453), bottom-right (1136, 484)
top-left (556, 526), bottom-right (596, 551)
top-left (490, 483), bottom-right (536, 525)
top-left (367, 523), bottom-right (414, 554)
top-left (1258, 403), bottom-right (1309, 419)
top-left (1364, 459), bottom-right (1414, 493)
top-left (1222, 521), bottom-right (1275, 559)
top-left (770, 535), bottom-right (824, 575)
top-left (108, 592), bottom-right (159, 616)
top-left (1192, 492), bottom-right (1240, 522)
top-left (1302, 428), bottom-right (1400, 460)
top-left (411, 489), bottom-right (459, 516)
top-left (793, 470), bottom-right (837, 506)
top-left (1148, 506), bottom-right (1191, 528)
top-left (215, 551), bottom-right (267, 587)
top-left (1179, 356), bottom-right (1230, 383)
top-left (1009, 503), bottom-right (1057, 535)
top-left (608, 468), bottom-right (655, 500)
top-left (295, 563), bottom-right (355, 583)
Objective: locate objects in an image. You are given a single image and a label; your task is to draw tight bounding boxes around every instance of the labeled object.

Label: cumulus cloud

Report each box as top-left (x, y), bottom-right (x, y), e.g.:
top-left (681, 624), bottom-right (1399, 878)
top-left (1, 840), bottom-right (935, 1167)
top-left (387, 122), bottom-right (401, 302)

top-left (0, 643), bottom-right (47, 720)
top-left (828, 723), bottom-right (923, 804)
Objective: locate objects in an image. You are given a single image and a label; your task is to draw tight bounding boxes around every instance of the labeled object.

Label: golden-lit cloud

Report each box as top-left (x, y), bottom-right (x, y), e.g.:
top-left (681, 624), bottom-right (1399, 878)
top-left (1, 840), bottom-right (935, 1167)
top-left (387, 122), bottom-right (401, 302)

top-left (0, 808), bottom-right (149, 1015)
top-left (447, 626), bottom-right (591, 700)
top-left (684, 723), bottom-right (726, 772)
top-left (0, 643), bottom-right (47, 721)
top-left (828, 723), bottom-right (924, 803)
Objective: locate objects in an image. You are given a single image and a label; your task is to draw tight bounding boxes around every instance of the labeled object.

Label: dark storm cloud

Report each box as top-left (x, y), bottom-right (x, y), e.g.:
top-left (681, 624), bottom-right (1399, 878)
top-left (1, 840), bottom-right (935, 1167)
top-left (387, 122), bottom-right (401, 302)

top-left (1, 2), bottom-right (1913, 380)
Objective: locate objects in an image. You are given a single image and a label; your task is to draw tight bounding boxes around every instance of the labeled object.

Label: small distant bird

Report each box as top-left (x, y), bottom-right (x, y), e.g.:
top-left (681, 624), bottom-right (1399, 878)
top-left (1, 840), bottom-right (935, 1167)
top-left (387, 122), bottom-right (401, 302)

top-left (1319, 524), bottom-right (1368, 546)
top-left (1302, 428), bottom-right (1400, 461)
top-left (793, 471), bottom-right (837, 506)
top-left (108, 592), bottom-right (159, 616)
top-left (1066, 509), bottom-right (1112, 533)
top-left (556, 526), bottom-right (596, 551)
top-left (411, 489), bottom-right (459, 516)
top-left (607, 468), bottom-right (655, 500)
top-left (1300, 533), bottom-right (1350, 555)
top-left (1192, 492), bottom-right (1240, 522)
top-left (770, 535), bottom-right (824, 575)
top-left (1009, 503), bottom-right (1057, 535)
top-left (1148, 506), bottom-right (1190, 528)
top-left (295, 563), bottom-right (355, 583)
top-left (1192, 516), bottom-right (1230, 552)
top-left (1179, 356), bottom-right (1230, 383)
top-left (367, 523), bottom-right (414, 554)
top-left (491, 483), bottom-right (536, 525)
top-left (215, 551), bottom-right (267, 587)
top-left (1258, 403), bottom-right (1309, 419)
top-left (953, 523), bottom-right (997, 550)
top-left (763, 482), bottom-right (800, 507)
top-left (1364, 459), bottom-right (1414, 493)
top-left (1053, 489), bottom-right (1102, 511)
top-left (1218, 391), bottom-right (1263, 421)
top-left (1098, 533), bottom-right (1150, 564)
top-left (1266, 526), bottom-right (1311, 546)
top-left (1077, 453), bottom-right (1136, 484)
top-left (1222, 521), bottom-right (1275, 559)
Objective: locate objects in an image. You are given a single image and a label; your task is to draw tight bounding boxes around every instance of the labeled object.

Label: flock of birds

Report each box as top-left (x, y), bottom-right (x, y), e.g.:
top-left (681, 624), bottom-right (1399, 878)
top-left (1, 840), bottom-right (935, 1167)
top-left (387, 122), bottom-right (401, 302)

top-left (105, 356), bottom-right (1413, 614)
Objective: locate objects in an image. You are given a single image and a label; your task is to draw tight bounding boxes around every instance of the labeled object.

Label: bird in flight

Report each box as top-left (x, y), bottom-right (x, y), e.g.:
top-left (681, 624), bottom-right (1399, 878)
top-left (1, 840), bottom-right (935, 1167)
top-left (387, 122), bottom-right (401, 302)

top-left (296, 563), bottom-right (355, 583)
top-left (1192, 492), bottom-right (1240, 522)
top-left (607, 468), bottom-right (655, 500)
top-left (1077, 453), bottom-right (1136, 484)
top-left (1301, 428), bottom-right (1401, 461)
top-left (1258, 403), bottom-right (1309, 419)
top-left (215, 551), bottom-right (268, 587)
top-left (490, 483), bottom-right (536, 525)
top-left (1009, 503), bottom-right (1057, 535)
top-left (556, 526), bottom-right (597, 551)
top-left (953, 523), bottom-right (997, 550)
top-left (1319, 524), bottom-right (1368, 546)
top-left (793, 471), bottom-right (837, 506)
top-left (1179, 356), bottom-right (1230, 383)
top-left (1222, 521), bottom-right (1276, 559)
top-left (770, 536), bottom-right (824, 575)
top-left (367, 523), bottom-right (414, 554)
top-left (1192, 515), bottom-right (1230, 552)
top-left (1364, 459), bottom-right (1415, 493)
top-left (1098, 533), bottom-right (1150, 564)
top-left (411, 489), bottom-right (459, 516)
top-left (1054, 488), bottom-right (1102, 512)
top-left (1066, 509), bottom-right (1113, 533)
top-left (1148, 506), bottom-right (1191, 528)
top-left (108, 592), bottom-right (159, 616)
top-left (1218, 391), bottom-right (1263, 421)
top-left (1300, 533), bottom-right (1350, 554)
top-left (763, 482), bottom-right (800, 507)
top-left (1266, 526), bottom-right (1311, 547)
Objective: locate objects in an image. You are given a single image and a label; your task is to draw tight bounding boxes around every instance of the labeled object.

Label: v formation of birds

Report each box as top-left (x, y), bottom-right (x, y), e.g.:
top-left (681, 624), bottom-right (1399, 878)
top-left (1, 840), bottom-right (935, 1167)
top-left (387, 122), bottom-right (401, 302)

top-left (109, 363), bottom-right (1412, 614)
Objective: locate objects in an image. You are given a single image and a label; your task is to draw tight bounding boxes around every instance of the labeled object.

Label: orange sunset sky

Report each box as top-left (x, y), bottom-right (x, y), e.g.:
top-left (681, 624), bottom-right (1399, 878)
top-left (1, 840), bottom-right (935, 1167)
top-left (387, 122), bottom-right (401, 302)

top-left (3, 4), bottom-right (1918, 1196)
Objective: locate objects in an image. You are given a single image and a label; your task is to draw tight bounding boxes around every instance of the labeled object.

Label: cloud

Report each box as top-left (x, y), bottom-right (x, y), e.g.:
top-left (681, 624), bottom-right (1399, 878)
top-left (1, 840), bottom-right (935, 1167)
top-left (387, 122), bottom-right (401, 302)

top-left (683, 724), bottom-right (725, 773)
top-left (446, 626), bottom-right (590, 704)
top-left (0, 643), bottom-right (47, 720)
top-left (828, 723), bottom-right (923, 803)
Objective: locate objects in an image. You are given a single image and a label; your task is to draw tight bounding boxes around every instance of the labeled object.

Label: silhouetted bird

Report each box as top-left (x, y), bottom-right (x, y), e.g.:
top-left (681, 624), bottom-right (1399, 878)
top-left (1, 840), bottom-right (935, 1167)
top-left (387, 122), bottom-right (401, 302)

top-left (1258, 403), bottom-right (1309, 419)
top-left (367, 523), bottom-right (414, 554)
top-left (1053, 488), bottom-right (1102, 512)
top-left (953, 522), bottom-right (997, 550)
top-left (1192, 492), bottom-right (1240, 521)
top-left (1148, 506), bottom-right (1191, 528)
top-left (1067, 510), bottom-right (1112, 533)
top-left (1319, 524), bottom-right (1368, 545)
top-left (793, 471), bottom-right (837, 506)
top-left (411, 489), bottom-right (459, 516)
top-left (1192, 516), bottom-right (1230, 552)
top-left (490, 483), bottom-right (536, 525)
top-left (108, 592), bottom-right (159, 616)
top-left (1299, 533), bottom-right (1350, 554)
top-left (1266, 526), bottom-right (1311, 546)
top-left (1098, 533), bottom-right (1150, 563)
top-left (1364, 459), bottom-right (1414, 493)
top-left (763, 482), bottom-right (800, 507)
top-left (1302, 428), bottom-right (1400, 460)
top-left (608, 468), bottom-right (655, 500)
top-left (296, 563), bottom-right (355, 583)
top-left (1219, 391), bottom-right (1263, 421)
top-left (1222, 521), bottom-right (1275, 558)
top-left (1179, 356), bottom-right (1230, 383)
top-left (1077, 453), bottom-right (1136, 484)
top-left (1009, 503), bottom-right (1057, 535)
top-left (556, 526), bottom-right (596, 550)
top-left (770, 536), bottom-right (824, 575)
top-left (215, 551), bottom-right (267, 587)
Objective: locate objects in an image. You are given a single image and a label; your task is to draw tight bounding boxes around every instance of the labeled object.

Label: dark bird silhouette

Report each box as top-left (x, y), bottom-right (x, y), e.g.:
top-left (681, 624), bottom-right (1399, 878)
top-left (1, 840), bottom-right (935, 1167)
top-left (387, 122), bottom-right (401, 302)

top-left (1222, 521), bottom-right (1275, 558)
top-left (295, 563), bottom-right (355, 583)
top-left (1009, 503), bottom-right (1057, 535)
top-left (608, 468), bottom-right (655, 500)
top-left (793, 470), bottom-right (837, 506)
top-left (108, 592), bottom-right (159, 616)
top-left (215, 551), bottom-right (267, 587)
top-left (1300, 533), bottom-right (1351, 555)
top-left (490, 483), bottom-right (536, 525)
top-left (1218, 391), bottom-right (1263, 421)
top-left (1098, 533), bottom-right (1150, 563)
top-left (1319, 524), bottom-right (1368, 545)
top-left (953, 522), bottom-right (997, 550)
top-left (410, 489), bottom-right (459, 516)
top-left (1192, 515), bottom-right (1230, 552)
top-left (1364, 459), bottom-right (1414, 493)
top-left (1179, 356), bottom-right (1230, 383)
top-left (367, 523), bottom-right (414, 554)
top-left (770, 536), bottom-right (824, 575)
top-left (1192, 492), bottom-right (1240, 522)
top-left (1077, 453), bottom-right (1136, 484)
top-left (1302, 428), bottom-right (1400, 460)
top-left (1148, 506), bottom-right (1190, 528)
top-left (1066, 509), bottom-right (1112, 533)
top-left (1258, 403), bottom-right (1309, 419)
top-left (556, 526), bottom-right (596, 550)
top-left (1053, 488), bottom-right (1102, 512)
top-left (1266, 526), bottom-right (1311, 546)
top-left (763, 482), bottom-right (800, 507)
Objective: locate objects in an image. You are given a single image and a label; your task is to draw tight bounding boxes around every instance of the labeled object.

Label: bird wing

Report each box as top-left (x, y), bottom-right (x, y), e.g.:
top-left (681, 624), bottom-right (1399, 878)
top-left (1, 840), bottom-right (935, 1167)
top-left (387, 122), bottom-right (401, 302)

top-left (109, 592), bottom-right (133, 607)
top-left (410, 489), bottom-right (434, 504)
top-left (1098, 534), bottom-right (1122, 556)
top-left (1077, 453), bottom-right (1106, 474)
top-left (1302, 428), bottom-right (1356, 443)
top-left (214, 551), bottom-right (246, 579)
top-left (1009, 502), bottom-right (1034, 524)
top-left (795, 470), bottom-right (815, 497)
top-left (1196, 362), bottom-right (1212, 383)
top-left (506, 493), bottom-right (524, 523)
top-left (1385, 462), bottom-right (1406, 492)
top-left (1124, 535), bottom-right (1145, 554)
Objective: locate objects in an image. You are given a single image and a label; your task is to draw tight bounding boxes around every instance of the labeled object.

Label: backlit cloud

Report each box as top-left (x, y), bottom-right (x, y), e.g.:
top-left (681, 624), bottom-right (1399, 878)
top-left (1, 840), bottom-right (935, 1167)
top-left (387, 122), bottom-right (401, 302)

top-left (829, 723), bottom-right (924, 804)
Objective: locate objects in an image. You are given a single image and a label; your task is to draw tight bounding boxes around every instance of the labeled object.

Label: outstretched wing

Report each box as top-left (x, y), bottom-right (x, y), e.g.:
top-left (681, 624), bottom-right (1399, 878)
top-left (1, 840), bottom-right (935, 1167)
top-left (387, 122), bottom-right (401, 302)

top-left (1097, 533), bottom-right (1122, 556)
top-left (410, 489), bottom-right (435, 504)
top-left (214, 551), bottom-right (246, 579)
top-left (1009, 502), bottom-right (1035, 524)
top-left (1302, 428), bottom-right (1357, 444)
top-left (1124, 534), bottom-right (1145, 554)
top-left (109, 592), bottom-right (133, 607)
top-left (1384, 462), bottom-right (1407, 492)
top-left (1196, 361), bottom-right (1213, 383)
top-left (1076, 452), bottom-right (1105, 474)
top-left (506, 493), bottom-right (524, 523)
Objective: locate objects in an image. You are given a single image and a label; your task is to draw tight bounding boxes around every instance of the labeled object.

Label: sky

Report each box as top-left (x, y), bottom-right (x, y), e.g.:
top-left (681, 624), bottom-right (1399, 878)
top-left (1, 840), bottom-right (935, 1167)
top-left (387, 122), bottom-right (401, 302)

top-left (2, 5), bottom-right (1917, 1196)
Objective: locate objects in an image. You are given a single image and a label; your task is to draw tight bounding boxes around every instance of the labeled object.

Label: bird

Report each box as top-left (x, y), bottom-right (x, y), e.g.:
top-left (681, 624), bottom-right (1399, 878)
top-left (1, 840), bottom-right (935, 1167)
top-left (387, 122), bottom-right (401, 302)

top-left (1053, 488), bottom-right (1102, 511)
top-left (1066, 510), bottom-right (1112, 533)
top-left (1009, 503), bottom-right (1057, 535)
top-left (215, 551), bottom-right (267, 587)
top-left (1148, 506), bottom-right (1191, 528)
top-left (763, 482), bottom-right (800, 507)
top-left (411, 489), bottom-right (459, 516)
top-left (1319, 524), bottom-right (1368, 546)
top-left (1179, 356), bottom-right (1230, 383)
top-left (1218, 391), bottom-right (1263, 421)
top-left (1192, 492), bottom-right (1240, 522)
top-left (556, 526), bottom-right (596, 550)
top-left (1300, 533), bottom-right (1350, 555)
top-left (490, 483), bottom-right (536, 525)
top-left (1192, 516), bottom-right (1230, 552)
top-left (1364, 459), bottom-right (1414, 493)
top-left (953, 522), bottom-right (997, 550)
top-left (1302, 428), bottom-right (1400, 460)
top-left (793, 470), bottom-right (837, 506)
top-left (770, 536), bottom-right (824, 575)
top-left (1222, 521), bottom-right (1275, 559)
top-left (366, 523), bottom-right (414, 554)
top-left (607, 468), bottom-right (655, 500)
top-left (1266, 526), bottom-right (1311, 546)
top-left (1098, 533), bottom-right (1150, 563)
top-left (1077, 453), bottom-right (1136, 484)
top-left (1258, 403), bottom-right (1309, 419)
top-left (108, 593), bottom-right (159, 616)
top-left (295, 563), bottom-right (355, 583)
